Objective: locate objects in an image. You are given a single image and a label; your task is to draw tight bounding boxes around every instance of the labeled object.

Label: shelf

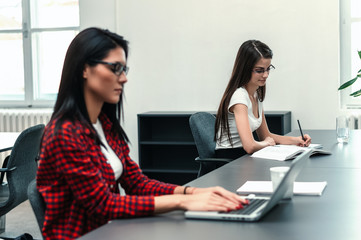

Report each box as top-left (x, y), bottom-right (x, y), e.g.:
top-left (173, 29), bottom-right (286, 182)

top-left (138, 113), bottom-right (194, 142)
top-left (139, 144), bottom-right (198, 171)
top-left (139, 141), bottom-right (196, 146)
top-left (141, 170), bottom-right (198, 185)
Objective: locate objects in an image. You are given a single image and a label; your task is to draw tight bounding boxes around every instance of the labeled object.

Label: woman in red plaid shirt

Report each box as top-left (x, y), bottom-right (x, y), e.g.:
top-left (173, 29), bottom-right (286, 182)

top-left (36, 28), bottom-right (248, 239)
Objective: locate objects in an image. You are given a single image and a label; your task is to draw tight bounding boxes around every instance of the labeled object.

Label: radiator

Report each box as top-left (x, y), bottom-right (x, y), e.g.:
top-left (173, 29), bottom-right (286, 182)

top-left (0, 108), bottom-right (52, 160)
top-left (348, 115), bottom-right (361, 130)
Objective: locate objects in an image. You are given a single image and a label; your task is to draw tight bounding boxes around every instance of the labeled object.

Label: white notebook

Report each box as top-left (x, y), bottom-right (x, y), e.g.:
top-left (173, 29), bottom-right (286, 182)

top-left (237, 181), bottom-right (327, 196)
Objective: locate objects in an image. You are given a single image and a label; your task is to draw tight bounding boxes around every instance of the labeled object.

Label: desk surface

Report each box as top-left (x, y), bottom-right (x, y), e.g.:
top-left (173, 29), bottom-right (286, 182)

top-left (78, 130), bottom-right (361, 240)
top-left (0, 132), bottom-right (20, 152)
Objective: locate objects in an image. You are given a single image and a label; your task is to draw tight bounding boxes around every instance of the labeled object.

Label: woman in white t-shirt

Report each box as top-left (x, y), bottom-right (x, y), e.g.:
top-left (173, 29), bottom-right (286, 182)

top-left (215, 40), bottom-right (311, 160)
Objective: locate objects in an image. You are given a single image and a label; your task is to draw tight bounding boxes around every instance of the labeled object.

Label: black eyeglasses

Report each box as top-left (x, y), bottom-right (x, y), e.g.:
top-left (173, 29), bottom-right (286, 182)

top-left (90, 60), bottom-right (129, 76)
top-left (252, 65), bottom-right (275, 74)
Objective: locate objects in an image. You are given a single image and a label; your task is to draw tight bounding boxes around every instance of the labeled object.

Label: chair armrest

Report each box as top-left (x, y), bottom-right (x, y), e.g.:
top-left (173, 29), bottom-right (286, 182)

top-left (195, 157), bottom-right (232, 164)
top-left (0, 167), bottom-right (17, 172)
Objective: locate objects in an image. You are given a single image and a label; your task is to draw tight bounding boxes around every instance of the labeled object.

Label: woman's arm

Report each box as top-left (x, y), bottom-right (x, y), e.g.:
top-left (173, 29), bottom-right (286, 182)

top-left (233, 104), bottom-right (275, 154)
top-left (257, 112), bottom-right (311, 147)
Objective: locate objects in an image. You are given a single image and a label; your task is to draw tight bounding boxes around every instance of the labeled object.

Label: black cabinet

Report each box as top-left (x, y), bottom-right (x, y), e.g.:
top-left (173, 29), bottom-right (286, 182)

top-left (264, 111), bottom-right (291, 136)
top-left (138, 112), bottom-right (198, 185)
top-left (138, 111), bottom-right (291, 185)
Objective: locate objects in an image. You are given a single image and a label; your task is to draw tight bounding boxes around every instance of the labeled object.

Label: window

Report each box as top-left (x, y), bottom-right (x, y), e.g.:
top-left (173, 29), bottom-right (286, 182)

top-left (0, 0), bottom-right (79, 107)
top-left (340, 0), bottom-right (361, 108)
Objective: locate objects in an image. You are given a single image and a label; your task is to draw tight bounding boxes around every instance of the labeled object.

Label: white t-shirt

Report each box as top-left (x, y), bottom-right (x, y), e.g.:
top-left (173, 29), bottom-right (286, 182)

top-left (93, 120), bottom-right (123, 180)
top-left (216, 87), bottom-right (263, 149)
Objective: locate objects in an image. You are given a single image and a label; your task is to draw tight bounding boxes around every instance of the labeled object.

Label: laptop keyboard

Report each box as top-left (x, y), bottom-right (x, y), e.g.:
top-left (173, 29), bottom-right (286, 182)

top-left (222, 198), bottom-right (268, 215)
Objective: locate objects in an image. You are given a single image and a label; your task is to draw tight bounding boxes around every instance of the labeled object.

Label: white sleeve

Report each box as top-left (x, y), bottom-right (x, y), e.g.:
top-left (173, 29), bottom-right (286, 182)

top-left (228, 88), bottom-right (250, 112)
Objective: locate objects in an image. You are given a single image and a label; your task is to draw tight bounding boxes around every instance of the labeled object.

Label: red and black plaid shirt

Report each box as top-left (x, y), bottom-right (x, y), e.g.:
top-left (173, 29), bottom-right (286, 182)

top-left (37, 113), bottom-right (177, 239)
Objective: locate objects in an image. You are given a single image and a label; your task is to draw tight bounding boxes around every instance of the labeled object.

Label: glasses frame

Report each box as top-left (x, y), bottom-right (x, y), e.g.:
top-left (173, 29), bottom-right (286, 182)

top-left (90, 60), bottom-right (129, 76)
top-left (252, 64), bottom-right (275, 74)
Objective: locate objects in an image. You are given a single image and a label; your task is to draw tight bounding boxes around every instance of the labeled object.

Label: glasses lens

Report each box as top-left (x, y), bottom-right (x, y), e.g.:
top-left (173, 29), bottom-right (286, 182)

top-left (116, 65), bottom-right (129, 76)
top-left (123, 66), bottom-right (129, 75)
top-left (113, 63), bottom-right (129, 76)
top-left (253, 65), bottom-right (275, 74)
top-left (112, 63), bottom-right (122, 75)
top-left (254, 69), bottom-right (264, 74)
top-left (91, 60), bottom-right (128, 76)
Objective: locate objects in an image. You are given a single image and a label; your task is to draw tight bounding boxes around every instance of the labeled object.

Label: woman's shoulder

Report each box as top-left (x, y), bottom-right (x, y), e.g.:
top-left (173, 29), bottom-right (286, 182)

top-left (233, 87), bottom-right (247, 95)
top-left (44, 118), bottom-right (93, 143)
top-left (230, 87), bottom-right (249, 105)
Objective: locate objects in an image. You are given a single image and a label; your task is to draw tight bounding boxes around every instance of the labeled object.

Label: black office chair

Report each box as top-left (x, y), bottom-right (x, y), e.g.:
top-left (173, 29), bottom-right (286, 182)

top-left (27, 179), bottom-right (45, 235)
top-left (189, 112), bottom-right (232, 177)
top-left (0, 124), bottom-right (45, 232)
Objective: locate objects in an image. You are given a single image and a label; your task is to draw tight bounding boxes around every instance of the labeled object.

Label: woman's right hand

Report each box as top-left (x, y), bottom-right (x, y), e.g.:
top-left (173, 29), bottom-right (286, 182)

top-left (179, 186), bottom-right (249, 212)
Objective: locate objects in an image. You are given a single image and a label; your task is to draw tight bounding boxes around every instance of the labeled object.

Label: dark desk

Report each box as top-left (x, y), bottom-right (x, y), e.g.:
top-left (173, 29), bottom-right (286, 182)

top-left (78, 130), bottom-right (361, 240)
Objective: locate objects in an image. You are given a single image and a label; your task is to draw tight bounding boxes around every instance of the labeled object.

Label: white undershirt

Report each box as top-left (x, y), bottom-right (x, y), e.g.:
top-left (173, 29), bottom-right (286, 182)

top-left (93, 120), bottom-right (123, 180)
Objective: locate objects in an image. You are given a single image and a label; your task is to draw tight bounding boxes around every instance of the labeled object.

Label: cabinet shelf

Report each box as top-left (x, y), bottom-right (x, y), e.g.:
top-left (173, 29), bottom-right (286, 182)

top-left (139, 141), bottom-right (196, 146)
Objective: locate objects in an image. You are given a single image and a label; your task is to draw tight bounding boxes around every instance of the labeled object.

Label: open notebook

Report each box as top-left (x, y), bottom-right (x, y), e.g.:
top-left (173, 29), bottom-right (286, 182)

top-left (185, 149), bottom-right (312, 222)
top-left (251, 144), bottom-right (331, 161)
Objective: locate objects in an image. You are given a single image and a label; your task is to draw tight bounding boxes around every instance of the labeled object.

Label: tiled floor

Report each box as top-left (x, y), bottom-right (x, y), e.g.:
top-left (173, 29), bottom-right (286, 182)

top-left (0, 200), bottom-right (42, 240)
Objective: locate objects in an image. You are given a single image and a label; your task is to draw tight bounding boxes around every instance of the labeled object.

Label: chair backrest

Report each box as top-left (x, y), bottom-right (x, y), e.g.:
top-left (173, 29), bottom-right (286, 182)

top-left (189, 112), bottom-right (216, 159)
top-left (27, 179), bottom-right (45, 233)
top-left (0, 124), bottom-right (44, 216)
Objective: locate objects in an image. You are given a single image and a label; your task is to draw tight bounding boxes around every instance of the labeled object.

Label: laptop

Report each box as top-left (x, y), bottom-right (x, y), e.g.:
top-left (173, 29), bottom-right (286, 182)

top-left (185, 149), bottom-right (312, 222)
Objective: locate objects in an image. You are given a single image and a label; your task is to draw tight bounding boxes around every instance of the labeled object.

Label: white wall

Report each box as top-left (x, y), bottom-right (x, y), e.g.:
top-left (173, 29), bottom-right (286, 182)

top-left (79, 0), bottom-right (117, 31)
top-left (81, 0), bottom-right (340, 162)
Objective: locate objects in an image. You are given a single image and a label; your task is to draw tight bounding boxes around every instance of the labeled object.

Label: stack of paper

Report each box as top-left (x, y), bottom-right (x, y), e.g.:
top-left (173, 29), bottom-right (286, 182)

top-left (236, 181), bottom-right (327, 196)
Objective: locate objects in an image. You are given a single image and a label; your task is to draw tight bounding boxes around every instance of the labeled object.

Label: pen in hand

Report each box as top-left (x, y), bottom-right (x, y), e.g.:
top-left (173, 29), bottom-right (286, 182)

top-left (297, 120), bottom-right (306, 142)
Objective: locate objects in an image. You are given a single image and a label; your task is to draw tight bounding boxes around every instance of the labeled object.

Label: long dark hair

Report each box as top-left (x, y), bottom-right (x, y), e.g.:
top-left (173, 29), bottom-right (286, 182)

top-left (215, 40), bottom-right (273, 145)
top-left (52, 27), bottom-right (129, 142)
